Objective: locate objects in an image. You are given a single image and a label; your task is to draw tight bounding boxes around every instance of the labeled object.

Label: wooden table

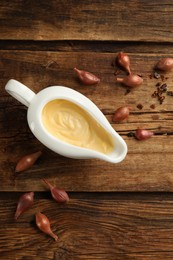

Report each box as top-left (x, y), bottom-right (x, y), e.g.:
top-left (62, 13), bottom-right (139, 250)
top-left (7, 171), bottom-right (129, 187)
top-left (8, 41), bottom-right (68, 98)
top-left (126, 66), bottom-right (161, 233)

top-left (0, 1), bottom-right (173, 259)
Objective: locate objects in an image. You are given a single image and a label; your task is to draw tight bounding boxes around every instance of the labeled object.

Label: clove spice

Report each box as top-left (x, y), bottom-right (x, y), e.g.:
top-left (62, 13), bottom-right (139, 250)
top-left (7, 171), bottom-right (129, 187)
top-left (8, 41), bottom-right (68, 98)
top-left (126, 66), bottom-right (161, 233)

top-left (151, 83), bottom-right (167, 104)
top-left (167, 91), bottom-right (173, 96)
top-left (136, 104), bottom-right (143, 110)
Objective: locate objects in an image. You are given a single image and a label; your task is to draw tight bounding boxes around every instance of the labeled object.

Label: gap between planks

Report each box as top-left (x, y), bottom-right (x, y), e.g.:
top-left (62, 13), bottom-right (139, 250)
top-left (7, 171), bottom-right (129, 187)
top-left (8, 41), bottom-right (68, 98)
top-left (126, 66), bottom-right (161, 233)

top-left (1, 40), bottom-right (173, 53)
top-left (1, 191), bottom-right (173, 200)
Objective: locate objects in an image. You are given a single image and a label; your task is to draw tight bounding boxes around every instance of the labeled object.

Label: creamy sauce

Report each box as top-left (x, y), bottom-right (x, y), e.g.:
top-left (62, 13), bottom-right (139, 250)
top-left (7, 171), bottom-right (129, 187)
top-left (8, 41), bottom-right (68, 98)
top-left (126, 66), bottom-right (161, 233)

top-left (42, 99), bottom-right (114, 154)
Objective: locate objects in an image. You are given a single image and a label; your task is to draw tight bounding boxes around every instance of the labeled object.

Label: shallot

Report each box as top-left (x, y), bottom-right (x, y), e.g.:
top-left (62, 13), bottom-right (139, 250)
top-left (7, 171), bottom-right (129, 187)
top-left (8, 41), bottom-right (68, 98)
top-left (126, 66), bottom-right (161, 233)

top-left (15, 151), bottom-right (42, 172)
top-left (155, 58), bottom-right (173, 71)
top-left (117, 52), bottom-right (131, 74)
top-left (15, 192), bottom-right (34, 220)
top-left (113, 106), bottom-right (131, 122)
top-left (135, 128), bottom-right (154, 140)
top-left (73, 67), bottom-right (100, 85)
top-left (36, 212), bottom-right (58, 241)
top-left (116, 74), bottom-right (143, 88)
top-left (42, 179), bottom-right (69, 203)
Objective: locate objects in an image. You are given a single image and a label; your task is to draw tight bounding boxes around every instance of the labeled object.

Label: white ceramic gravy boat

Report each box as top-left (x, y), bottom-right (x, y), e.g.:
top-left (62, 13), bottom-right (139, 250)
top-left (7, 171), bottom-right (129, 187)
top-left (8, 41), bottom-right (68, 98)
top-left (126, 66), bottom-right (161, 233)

top-left (5, 79), bottom-right (127, 163)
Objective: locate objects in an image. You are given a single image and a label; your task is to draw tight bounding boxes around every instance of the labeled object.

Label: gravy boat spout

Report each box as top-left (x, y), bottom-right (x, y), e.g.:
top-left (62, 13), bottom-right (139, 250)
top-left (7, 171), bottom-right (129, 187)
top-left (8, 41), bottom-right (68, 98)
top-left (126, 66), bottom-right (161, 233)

top-left (5, 79), bottom-right (127, 163)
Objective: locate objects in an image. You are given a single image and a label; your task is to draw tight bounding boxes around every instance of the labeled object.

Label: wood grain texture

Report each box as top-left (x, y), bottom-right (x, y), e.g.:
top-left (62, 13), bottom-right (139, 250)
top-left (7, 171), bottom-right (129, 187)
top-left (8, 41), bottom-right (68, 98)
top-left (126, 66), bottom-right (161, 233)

top-left (0, 0), bottom-right (173, 41)
top-left (1, 195), bottom-right (173, 259)
top-left (1, 50), bottom-right (173, 111)
top-left (1, 1), bottom-right (173, 259)
top-left (0, 49), bottom-right (173, 192)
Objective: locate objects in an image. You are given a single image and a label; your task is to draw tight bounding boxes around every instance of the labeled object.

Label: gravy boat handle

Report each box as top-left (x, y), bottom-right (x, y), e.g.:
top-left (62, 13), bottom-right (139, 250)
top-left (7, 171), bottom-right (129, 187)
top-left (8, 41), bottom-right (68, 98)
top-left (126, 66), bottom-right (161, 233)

top-left (5, 79), bottom-right (35, 107)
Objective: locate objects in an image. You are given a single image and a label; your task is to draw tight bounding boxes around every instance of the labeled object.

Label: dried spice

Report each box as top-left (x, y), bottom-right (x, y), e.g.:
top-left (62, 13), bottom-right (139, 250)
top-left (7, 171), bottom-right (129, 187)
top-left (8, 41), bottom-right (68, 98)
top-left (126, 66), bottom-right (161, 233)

top-left (150, 104), bottom-right (156, 109)
top-left (36, 212), bottom-right (58, 241)
top-left (167, 91), bottom-right (173, 96)
top-left (154, 71), bottom-right (161, 79)
top-left (155, 82), bottom-right (161, 87)
top-left (152, 91), bottom-right (157, 98)
top-left (73, 68), bottom-right (100, 85)
top-left (151, 83), bottom-right (167, 104)
top-left (15, 192), bottom-right (34, 220)
top-left (159, 96), bottom-right (165, 103)
top-left (160, 84), bottom-right (167, 92)
top-left (136, 104), bottom-right (143, 110)
top-left (15, 151), bottom-right (42, 172)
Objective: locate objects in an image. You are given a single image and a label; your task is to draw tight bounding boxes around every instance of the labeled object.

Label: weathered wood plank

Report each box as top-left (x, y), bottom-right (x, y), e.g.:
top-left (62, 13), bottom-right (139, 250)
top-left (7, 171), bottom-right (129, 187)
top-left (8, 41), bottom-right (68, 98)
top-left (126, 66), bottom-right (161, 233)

top-left (1, 146), bottom-right (171, 192)
top-left (0, 50), bottom-right (173, 192)
top-left (1, 196), bottom-right (173, 259)
top-left (1, 50), bottom-right (173, 111)
top-left (0, 0), bottom-right (173, 42)
top-left (0, 135), bottom-right (173, 192)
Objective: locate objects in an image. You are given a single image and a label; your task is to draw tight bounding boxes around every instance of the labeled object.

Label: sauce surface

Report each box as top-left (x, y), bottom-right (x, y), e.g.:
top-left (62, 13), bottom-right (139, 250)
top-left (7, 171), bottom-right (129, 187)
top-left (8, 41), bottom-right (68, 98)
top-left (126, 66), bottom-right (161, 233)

top-left (42, 99), bottom-right (114, 154)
